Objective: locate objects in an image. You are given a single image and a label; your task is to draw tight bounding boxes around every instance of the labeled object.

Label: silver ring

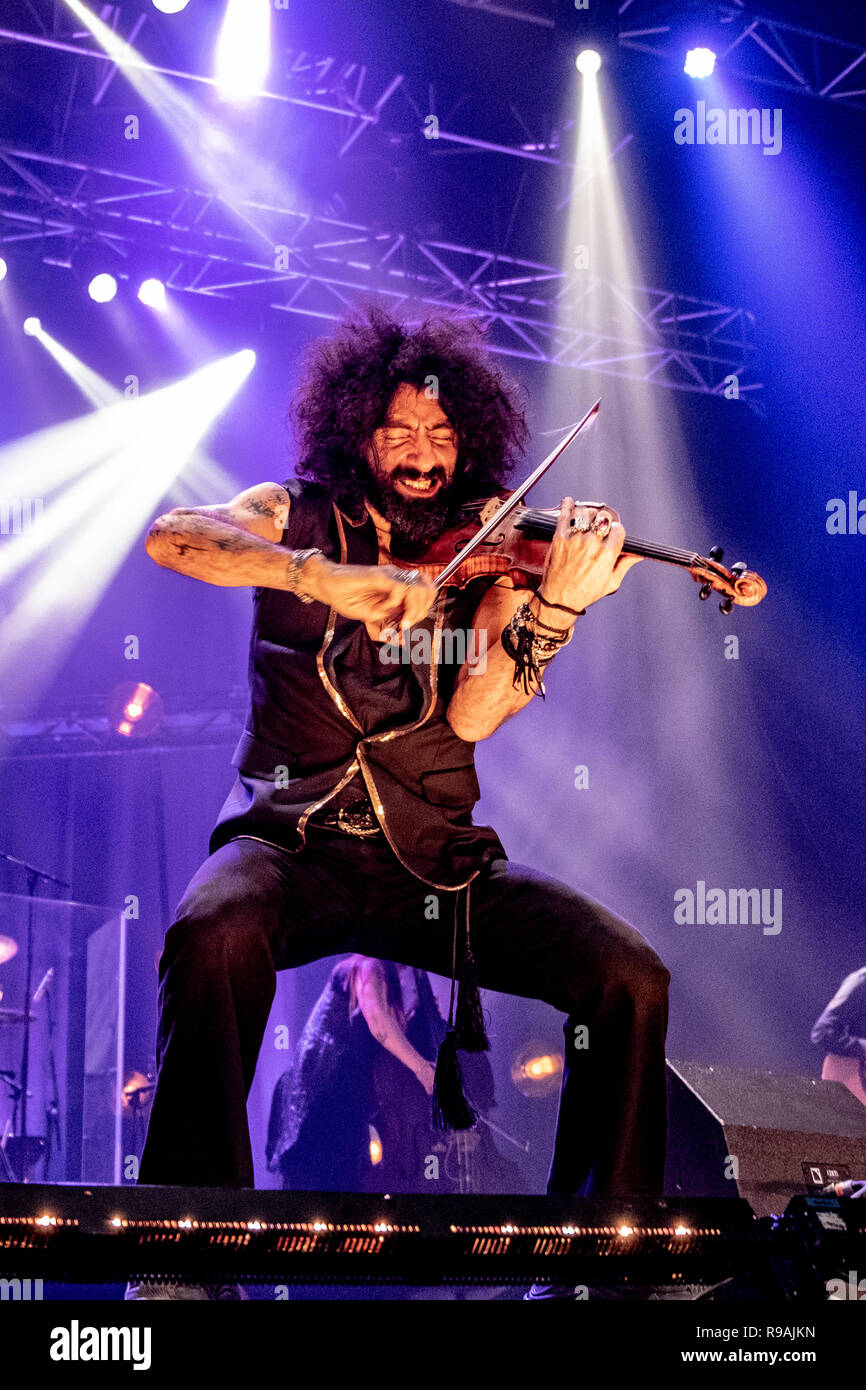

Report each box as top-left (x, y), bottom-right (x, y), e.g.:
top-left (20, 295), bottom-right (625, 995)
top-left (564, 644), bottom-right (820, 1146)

top-left (593, 514), bottom-right (612, 538)
top-left (570, 513), bottom-right (592, 533)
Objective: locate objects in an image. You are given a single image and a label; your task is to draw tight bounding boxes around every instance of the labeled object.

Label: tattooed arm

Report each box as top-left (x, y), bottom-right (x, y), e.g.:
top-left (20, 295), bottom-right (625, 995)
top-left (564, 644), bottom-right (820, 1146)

top-left (353, 959), bottom-right (436, 1096)
top-left (145, 481), bottom-right (435, 626)
top-left (145, 482), bottom-right (299, 586)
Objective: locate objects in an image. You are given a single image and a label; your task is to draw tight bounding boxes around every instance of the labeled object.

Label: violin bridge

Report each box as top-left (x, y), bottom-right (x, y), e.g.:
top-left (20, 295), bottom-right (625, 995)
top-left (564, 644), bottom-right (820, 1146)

top-left (479, 496), bottom-right (507, 526)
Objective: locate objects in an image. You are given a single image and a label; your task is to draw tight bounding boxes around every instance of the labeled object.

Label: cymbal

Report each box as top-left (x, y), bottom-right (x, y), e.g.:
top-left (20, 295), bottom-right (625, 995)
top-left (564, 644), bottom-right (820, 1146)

top-left (0, 1007), bottom-right (35, 1026)
top-left (0, 935), bottom-right (17, 965)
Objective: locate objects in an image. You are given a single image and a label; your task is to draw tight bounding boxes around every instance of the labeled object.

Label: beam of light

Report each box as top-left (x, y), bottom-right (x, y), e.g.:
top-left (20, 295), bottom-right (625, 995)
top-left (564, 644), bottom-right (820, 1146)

top-left (0, 347), bottom-right (254, 585)
top-left (517, 52), bottom-right (767, 896)
top-left (88, 272), bottom-right (118, 303)
top-left (576, 49), bottom-right (602, 76)
top-left (0, 349), bottom-right (256, 704)
top-left (684, 48), bottom-right (717, 79)
top-left (59, 1), bottom-right (296, 251)
top-left (22, 321), bottom-right (120, 407)
top-left (215, 0), bottom-right (272, 105)
top-left (137, 277), bottom-right (166, 309)
top-left (2, 325), bottom-right (242, 511)
top-left (0, 257), bottom-right (7, 282)
top-left (488, 56), bottom-right (803, 1094)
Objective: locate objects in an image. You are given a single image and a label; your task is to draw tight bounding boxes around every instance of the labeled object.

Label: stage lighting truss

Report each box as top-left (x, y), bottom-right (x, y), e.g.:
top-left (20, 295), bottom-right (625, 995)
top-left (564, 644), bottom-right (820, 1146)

top-left (0, 148), bottom-right (761, 403)
top-left (0, 9), bottom-right (774, 400)
top-left (0, 689), bottom-right (249, 759)
top-left (445, 0), bottom-right (866, 112)
top-left (0, 9), bottom-right (405, 158)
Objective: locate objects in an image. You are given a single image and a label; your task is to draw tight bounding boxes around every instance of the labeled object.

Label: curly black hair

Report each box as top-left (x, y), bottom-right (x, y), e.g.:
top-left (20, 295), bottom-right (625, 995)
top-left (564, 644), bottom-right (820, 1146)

top-left (289, 304), bottom-right (528, 513)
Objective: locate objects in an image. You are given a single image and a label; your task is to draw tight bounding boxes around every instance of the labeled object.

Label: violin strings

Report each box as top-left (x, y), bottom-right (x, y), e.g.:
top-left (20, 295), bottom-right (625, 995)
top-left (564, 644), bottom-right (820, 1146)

top-left (516, 510), bottom-right (701, 567)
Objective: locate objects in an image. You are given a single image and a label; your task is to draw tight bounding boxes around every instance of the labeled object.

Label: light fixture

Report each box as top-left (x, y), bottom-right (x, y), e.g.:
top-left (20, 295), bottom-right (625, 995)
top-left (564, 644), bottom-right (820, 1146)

top-left (215, 0), bottom-right (272, 103)
top-left (138, 277), bottom-right (166, 309)
top-left (510, 1041), bottom-right (564, 1097)
top-left (88, 272), bottom-right (118, 304)
top-left (576, 49), bottom-right (602, 76)
top-left (23, 317), bottom-right (41, 336)
top-left (684, 47), bottom-right (716, 79)
top-left (108, 681), bottom-right (164, 738)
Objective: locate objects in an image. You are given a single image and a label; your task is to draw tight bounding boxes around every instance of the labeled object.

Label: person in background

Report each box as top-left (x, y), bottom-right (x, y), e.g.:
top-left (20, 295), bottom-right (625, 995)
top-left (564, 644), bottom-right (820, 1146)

top-left (267, 955), bottom-right (526, 1194)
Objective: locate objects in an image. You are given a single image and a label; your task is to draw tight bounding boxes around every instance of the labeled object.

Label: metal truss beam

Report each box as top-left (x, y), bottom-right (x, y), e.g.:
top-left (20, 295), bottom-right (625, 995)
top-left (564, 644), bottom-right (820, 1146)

top-left (0, 690), bottom-right (247, 759)
top-left (619, 2), bottom-right (866, 112)
top-left (0, 25), bottom-right (404, 145)
top-left (448, 0), bottom-right (866, 112)
top-left (0, 19), bottom-right (566, 170)
top-left (0, 147), bottom-right (760, 400)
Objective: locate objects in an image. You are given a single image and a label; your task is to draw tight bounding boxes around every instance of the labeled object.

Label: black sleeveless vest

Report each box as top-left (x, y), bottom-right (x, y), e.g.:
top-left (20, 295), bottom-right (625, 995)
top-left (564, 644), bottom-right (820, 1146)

top-left (209, 480), bottom-right (506, 888)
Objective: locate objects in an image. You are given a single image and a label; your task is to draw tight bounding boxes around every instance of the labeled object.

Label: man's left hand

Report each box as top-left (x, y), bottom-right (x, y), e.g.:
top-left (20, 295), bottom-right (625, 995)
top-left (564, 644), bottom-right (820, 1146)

top-left (538, 496), bottom-right (643, 614)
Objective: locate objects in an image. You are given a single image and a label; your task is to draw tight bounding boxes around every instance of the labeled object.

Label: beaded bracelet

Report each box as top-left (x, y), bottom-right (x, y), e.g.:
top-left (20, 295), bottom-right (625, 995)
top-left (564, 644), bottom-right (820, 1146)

top-left (501, 601), bottom-right (576, 697)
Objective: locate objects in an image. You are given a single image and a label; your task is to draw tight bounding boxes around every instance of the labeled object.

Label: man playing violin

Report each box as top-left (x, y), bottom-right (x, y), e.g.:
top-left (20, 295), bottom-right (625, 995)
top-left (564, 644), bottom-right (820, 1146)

top-left (136, 306), bottom-right (669, 1296)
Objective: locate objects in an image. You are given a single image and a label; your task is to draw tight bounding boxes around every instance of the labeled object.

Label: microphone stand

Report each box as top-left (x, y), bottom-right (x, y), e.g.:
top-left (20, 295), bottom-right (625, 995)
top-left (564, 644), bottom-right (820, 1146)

top-left (42, 981), bottom-right (62, 1178)
top-left (0, 850), bottom-right (70, 1180)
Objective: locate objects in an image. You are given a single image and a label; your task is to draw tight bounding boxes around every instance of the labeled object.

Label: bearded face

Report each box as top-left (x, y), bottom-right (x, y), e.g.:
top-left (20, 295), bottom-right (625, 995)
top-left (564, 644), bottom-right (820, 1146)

top-left (364, 383), bottom-right (459, 545)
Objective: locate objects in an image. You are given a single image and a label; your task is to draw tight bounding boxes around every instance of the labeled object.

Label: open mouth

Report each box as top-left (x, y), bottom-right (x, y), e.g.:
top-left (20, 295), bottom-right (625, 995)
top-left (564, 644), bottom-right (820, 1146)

top-left (395, 475), bottom-right (441, 497)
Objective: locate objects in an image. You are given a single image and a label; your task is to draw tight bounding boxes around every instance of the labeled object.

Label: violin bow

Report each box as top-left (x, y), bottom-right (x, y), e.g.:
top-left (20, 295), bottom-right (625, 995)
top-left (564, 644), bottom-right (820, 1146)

top-left (432, 397), bottom-right (602, 590)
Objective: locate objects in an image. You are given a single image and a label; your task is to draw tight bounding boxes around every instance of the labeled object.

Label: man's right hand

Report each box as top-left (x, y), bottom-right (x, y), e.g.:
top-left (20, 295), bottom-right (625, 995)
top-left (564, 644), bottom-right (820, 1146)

top-left (303, 555), bottom-right (437, 636)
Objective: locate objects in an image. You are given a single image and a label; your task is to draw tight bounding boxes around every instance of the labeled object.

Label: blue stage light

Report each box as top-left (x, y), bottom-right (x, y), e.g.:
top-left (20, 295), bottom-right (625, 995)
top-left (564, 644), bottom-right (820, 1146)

top-left (576, 49), bottom-right (602, 76)
top-left (88, 273), bottom-right (118, 304)
top-left (684, 48), bottom-right (716, 79)
top-left (138, 278), bottom-right (166, 309)
top-left (216, 0), bottom-right (271, 103)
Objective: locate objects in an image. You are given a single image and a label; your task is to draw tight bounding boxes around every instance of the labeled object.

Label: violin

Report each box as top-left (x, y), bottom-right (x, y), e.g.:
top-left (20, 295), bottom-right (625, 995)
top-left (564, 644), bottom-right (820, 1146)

top-left (392, 496), bottom-right (767, 614)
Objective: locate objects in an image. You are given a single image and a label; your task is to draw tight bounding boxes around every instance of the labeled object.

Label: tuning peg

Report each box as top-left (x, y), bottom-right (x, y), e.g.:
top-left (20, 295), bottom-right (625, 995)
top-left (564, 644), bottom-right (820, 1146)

top-left (719, 596), bottom-right (734, 615)
top-left (730, 561), bottom-right (748, 578)
top-left (699, 582), bottom-right (713, 600)
top-left (709, 545), bottom-right (724, 562)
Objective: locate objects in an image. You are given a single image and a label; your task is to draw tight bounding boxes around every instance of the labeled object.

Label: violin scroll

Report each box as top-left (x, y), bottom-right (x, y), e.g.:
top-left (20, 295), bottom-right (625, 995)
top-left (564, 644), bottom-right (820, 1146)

top-left (690, 546), bottom-right (767, 610)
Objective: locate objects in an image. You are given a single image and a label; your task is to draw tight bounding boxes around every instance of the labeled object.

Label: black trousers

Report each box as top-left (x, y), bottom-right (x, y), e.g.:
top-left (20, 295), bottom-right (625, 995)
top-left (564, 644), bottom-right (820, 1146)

top-left (139, 828), bottom-right (670, 1196)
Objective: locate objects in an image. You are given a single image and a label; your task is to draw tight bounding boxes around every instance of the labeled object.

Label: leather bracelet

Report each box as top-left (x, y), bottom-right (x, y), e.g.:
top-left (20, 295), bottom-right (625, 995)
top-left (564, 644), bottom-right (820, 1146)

top-left (286, 547), bottom-right (323, 604)
top-left (534, 589), bottom-right (587, 619)
top-left (501, 603), bottom-right (573, 698)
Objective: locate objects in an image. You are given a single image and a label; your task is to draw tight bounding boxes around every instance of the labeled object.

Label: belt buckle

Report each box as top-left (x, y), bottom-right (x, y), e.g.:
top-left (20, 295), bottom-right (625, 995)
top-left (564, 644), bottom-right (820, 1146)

top-left (336, 807), bottom-right (379, 837)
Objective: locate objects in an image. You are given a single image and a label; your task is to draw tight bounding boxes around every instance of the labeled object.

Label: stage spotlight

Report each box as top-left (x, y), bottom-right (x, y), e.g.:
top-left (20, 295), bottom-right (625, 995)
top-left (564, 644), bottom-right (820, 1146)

top-left (0, 258), bottom-right (7, 283)
top-left (23, 317), bottom-right (41, 336)
top-left (88, 273), bottom-right (118, 304)
top-left (684, 47), bottom-right (716, 79)
top-left (138, 277), bottom-right (166, 309)
top-left (368, 1126), bottom-right (383, 1166)
top-left (109, 681), bottom-right (164, 739)
top-left (0, 349), bottom-right (256, 707)
top-left (576, 49), bottom-right (602, 76)
top-left (510, 1041), bottom-right (564, 1098)
top-left (215, 0), bottom-right (272, 102)
top-left (152, 0), bottom-right (190, 12)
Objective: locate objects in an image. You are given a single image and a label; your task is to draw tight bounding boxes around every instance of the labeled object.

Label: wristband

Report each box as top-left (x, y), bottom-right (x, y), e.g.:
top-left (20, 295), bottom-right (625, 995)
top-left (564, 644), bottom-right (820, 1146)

top-left (286, 547), bottom-right (323, 604)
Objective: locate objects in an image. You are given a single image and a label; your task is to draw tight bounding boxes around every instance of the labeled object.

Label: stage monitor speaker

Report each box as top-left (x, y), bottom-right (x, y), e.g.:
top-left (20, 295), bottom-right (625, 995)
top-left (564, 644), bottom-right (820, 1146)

top-left (665, 1059), bottom-right (866, 1218)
